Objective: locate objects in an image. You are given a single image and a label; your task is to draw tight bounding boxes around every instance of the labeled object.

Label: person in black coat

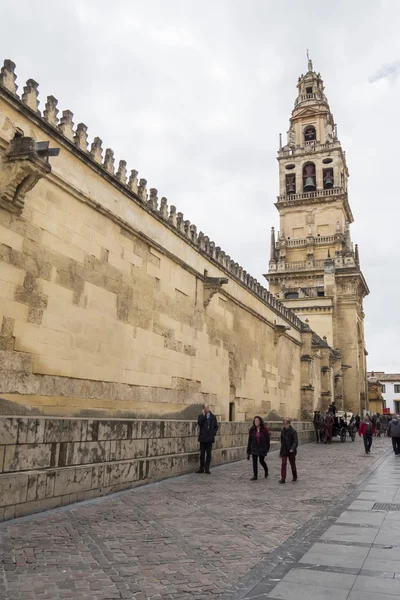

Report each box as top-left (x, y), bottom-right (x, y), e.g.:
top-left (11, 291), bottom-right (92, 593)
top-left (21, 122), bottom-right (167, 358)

top-left (246, 416), bottom-right (270, 481)
top-left (196, 404), bottom-right (219, 474)
top-left (279, 419), bottom-right (298, 484)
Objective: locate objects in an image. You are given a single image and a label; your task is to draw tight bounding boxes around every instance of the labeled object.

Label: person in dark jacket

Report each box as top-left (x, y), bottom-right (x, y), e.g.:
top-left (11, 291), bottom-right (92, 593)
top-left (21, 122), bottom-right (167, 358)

top-left (246, 416), bottom-right (270, 481)
top-left (387, 415), bottom-right (400, 456)
top-left (196, 404), bottom-right (219, 474)
top-left (355, 414), bottom-right (361, 428)
top-left (359, 414), bottom-right (375, 454)
top-left (313, 410), bottom-right (324, 443)
top-left (279, 419), bottom-right (298, 484)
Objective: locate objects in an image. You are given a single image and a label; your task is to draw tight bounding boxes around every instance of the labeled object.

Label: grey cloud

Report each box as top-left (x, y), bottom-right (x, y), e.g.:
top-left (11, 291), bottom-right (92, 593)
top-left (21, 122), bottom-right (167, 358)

top-left (369, 61), bottom-right (400, 83)
top-left (1, 0), bottom-right (398, 372)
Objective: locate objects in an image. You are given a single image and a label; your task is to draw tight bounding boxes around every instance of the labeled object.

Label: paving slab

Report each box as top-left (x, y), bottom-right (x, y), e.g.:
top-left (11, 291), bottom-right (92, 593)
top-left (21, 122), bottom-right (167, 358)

top-left (282, 568), bottom-right (356, 589)
top-left (267, 581), bottom-right (349, 600)
top-left (353, 574), bottom-right (400, 594)
top-left (321, 524), bottom-right (379, 544)
top-left (336, 509), bottom-right (385, 526)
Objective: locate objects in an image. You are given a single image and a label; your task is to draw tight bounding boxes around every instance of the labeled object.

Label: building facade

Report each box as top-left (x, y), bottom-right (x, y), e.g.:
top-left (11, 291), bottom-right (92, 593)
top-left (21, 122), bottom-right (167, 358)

top-left (0, 58), bottom-right (347, 422)
top-left (266, 58), bottom-right (369, 414)
top-left (368, 372), bottom-right (400, 414)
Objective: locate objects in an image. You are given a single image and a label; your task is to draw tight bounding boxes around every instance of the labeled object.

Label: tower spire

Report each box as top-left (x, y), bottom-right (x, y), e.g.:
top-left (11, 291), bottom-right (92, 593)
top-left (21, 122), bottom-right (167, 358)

top-left (307, 49), bottom-right (313, 73)
top-left (270, 227), bottom-right (276, 262)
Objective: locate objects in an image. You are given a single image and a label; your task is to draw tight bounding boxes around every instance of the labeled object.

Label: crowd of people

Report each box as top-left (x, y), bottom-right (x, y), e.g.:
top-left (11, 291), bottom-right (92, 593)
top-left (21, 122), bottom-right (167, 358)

top-left (195, 403), bottom-right (400, 481)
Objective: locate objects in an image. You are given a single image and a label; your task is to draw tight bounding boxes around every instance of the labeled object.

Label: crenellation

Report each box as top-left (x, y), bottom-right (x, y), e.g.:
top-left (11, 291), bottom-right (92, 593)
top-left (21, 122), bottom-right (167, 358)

top-left (148, 188), bottom-right (158, 210)
top-left (90, 136), bottom-right (103, 164)
top-left (43, 96), bottom-right (59, 127)
top-left (189, 224), bottom-right (197, 242)
top-left (176, 212), bottom-right (185, 234)
top-left (138, 178), bottom-right (147, 202)
top-left (74, 123), bottom-right (88, 151)
top-left (209, 241), bottom-right (216, 259)
top-left (58, 110), bottom-right (74, 141)
top-left (169, 205), bottom-right (177, 227)
top-left (159, 197), bottom-right (168, 219)
top-left (0, 59), bottom-right (17, 94)
top-left (103, 148), bottom-right (115, 174)
top-left (116, 160), bottom-right (127, 184)
top-left (198, 231), bottom-right (205, 250)
top-left (21, 79), bottom-right (40, 113)
top-left (128, 169), bottom-right (138, 193)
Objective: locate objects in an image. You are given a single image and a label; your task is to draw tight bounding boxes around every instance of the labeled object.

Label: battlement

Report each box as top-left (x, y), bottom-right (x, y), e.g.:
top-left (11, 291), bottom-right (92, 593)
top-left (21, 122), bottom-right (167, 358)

top-left (0, 58), bottom-right (310, 332)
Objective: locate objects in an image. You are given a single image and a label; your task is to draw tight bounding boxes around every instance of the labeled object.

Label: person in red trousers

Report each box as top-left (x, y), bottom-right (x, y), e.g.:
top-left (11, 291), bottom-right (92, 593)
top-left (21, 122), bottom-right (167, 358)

top-left (279, 419), bottom-right (298, 484)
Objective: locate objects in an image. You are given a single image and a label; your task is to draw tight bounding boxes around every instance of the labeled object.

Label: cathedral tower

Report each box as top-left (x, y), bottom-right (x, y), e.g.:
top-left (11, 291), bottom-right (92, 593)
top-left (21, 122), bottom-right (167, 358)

top-left (265, 56), bottom-right (369, 413)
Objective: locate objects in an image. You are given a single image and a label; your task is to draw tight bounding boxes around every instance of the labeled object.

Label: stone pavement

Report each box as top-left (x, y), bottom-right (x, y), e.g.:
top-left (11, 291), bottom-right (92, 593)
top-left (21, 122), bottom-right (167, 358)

top-left (238, 439), bottom-right (399, 599)
top-left (0, 435), bottom-right (390, 600)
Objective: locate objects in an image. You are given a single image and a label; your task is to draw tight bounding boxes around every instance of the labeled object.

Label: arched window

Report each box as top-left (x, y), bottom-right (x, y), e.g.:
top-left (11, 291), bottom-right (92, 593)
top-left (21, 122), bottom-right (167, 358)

top-left (303, 162), bottom-right (316, 191)
top-left (285, 291), bottom-right (299, 299)
top-left (304, 126), bottom-right (316, 142)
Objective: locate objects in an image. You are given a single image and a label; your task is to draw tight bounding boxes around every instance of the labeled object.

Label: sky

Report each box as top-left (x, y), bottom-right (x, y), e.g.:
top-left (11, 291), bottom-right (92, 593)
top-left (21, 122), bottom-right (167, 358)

top-left (1, 0), bottom-right (399, 372)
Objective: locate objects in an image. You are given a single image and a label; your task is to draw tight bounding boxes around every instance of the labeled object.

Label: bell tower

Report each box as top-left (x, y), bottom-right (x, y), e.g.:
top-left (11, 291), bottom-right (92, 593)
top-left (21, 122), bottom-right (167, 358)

top-left (265, 56), bottom-right (369, 414)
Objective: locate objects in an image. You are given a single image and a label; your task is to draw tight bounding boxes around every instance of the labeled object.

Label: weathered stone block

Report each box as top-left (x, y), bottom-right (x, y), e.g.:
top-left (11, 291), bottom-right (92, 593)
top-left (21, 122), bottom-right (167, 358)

top-left (3, 443), bottom-right (53, 472)
top-left (44, 419), bottom-right (83, 443)
top-left (69, 441), bottom-right (110, 466)
top-left (117, 439), bottom-right (146, 460)
top-left (0, 473), bottom-right (28, 507)
top-left (108, 461), bottom-right (138, 486)
top-left (139, 420), bottom-right (162, 439)
top-left (0, 350), bottom-right (33, 372)
top-left (54, 466), bottom-right (92, 496)
top-left (97, 420), bottom-right (128, 441)
top-left (147, 437), bottom-right (176, 457)
top-left (164, 420), bottom-right (196, 438)
top-left (0, 418), bottom-right (18, 444)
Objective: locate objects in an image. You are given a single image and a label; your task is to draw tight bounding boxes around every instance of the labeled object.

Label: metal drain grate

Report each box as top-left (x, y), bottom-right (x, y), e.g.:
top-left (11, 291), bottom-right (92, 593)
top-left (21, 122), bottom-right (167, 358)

top-left (300, 499), bottom-right (332, 506)
top-left (372, 503), bottom-right (400, 511)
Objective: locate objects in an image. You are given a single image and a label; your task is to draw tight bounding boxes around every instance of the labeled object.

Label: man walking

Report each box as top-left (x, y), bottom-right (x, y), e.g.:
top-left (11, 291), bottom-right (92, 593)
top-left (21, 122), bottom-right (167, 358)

top-left (196, 404), bottom-right (218, 474)
top-left (387, 414), bottom-right (400, 456)
top-left (279, 418), bottom-right (298, 484)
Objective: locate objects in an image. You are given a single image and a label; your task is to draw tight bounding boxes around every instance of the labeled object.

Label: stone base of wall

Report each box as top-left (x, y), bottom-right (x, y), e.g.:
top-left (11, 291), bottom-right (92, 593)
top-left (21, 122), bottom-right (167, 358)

top-left (0, 417), bottom-right (314, 521)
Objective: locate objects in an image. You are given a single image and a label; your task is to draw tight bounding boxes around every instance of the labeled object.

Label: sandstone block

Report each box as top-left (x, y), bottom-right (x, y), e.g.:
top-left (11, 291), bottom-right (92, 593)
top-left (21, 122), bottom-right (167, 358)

top-left (54, 466), bottom-right (92, 496)
top-left (3, 443), bottom-right (53, 472)
top-left (97, 420), bottom-right (128, 441)
top-left (139, 420), bottom-right (162, 439)
top-left (44, 419), bottom-right (83, 443)
top-left (0, 418), bottom-right (18, 444)
top-left (0, 350), bottom-right (33, 372)
top-left (147, 437), bottom-right (176, 457)
top-left (117, 439), bottom-right (146, 460)
top-left (0, 473), bottom-right (28, 507)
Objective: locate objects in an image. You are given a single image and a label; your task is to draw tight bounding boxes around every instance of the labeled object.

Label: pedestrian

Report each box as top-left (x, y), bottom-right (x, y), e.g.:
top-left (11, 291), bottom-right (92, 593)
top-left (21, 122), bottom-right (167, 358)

top-left (279, 418), bottom-right (298, 484)
top-left (313, 410), bottom-right (323, 443)
top-left (355, 414), bottom-right (361, 428)
top-left (375, 414), bottom-right (382, 437)
top-left (329, 401), bottom-right (337, 416)
top-left (359, 414), bottom-right (375, 454)
top-left (324, 410), bottom-right (334, 444)
top-left (196, 404), bottom-right (219, 474)
top-left (246, 416), bottom-right (270, 481)
top-left (387, 414), bottom-right (400, 456)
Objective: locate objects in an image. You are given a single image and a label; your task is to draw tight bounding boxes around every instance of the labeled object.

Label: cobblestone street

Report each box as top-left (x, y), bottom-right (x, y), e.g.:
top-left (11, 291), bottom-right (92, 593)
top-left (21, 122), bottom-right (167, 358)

top-left (0, 436), bottom-right (390, 600)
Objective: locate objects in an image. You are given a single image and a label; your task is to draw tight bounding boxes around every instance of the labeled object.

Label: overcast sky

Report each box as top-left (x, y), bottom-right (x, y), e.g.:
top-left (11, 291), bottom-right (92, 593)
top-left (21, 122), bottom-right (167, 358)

top-left (1, 0), bottom-right (399, 372)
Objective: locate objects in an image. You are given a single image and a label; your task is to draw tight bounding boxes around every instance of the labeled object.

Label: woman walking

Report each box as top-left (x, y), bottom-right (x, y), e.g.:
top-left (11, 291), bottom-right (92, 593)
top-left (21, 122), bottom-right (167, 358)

top-left (279, 418), bottom-right (298, 484)
top-left (359, 414), bottom-right (375, 454)
top-left (247, 416), bottom-right (270, 481)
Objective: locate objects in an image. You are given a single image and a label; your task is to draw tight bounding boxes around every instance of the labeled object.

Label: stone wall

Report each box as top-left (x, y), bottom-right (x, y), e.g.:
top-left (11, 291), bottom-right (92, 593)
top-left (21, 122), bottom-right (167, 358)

top-left (0, 416), bottom-right (314, 521)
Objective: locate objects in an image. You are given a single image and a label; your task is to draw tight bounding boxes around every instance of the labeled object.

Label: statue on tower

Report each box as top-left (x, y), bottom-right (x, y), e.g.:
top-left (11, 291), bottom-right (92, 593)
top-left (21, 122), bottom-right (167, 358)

top-left (307, 49), bottom-right (313, 73)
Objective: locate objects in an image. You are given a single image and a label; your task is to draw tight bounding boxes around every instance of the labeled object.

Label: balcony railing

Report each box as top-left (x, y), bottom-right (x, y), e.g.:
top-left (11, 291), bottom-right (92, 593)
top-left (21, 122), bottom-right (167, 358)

top-left (286, 235), bottom-right (337, 247)
top-left (278, 140), bottom-right (341, 157)
top-left (277, 187), bottom-right (345, 202)
top-left (294, 92), bottom-right (326, 106)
